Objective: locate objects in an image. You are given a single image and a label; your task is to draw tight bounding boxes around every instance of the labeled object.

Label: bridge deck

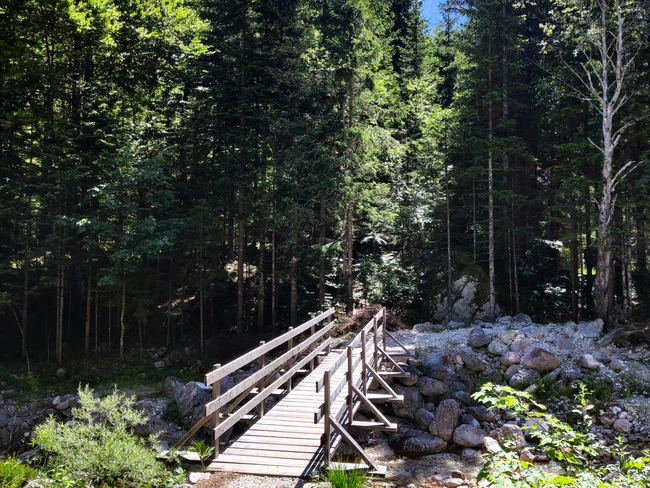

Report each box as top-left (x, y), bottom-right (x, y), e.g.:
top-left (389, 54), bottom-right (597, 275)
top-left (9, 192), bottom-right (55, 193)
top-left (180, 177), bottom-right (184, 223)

top-left (206, 350), bottom-right (349, 477)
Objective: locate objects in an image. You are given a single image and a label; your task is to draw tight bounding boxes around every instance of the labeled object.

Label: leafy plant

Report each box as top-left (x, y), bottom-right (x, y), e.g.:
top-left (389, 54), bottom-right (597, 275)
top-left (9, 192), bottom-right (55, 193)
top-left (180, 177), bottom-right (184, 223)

top-left (190, 440), bottom-right (214, 470)
top-left (33, 385), bottom-right (179, 487)
top-left (0, 457), bottom-right (36, 488)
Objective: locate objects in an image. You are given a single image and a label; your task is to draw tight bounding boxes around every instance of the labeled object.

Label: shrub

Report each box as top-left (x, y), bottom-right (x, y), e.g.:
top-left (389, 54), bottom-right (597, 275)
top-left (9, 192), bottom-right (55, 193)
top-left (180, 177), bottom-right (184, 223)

top-left (0, 457), bottom-right (36, 488)
top-left (33, 385), bottom-right (181, 487)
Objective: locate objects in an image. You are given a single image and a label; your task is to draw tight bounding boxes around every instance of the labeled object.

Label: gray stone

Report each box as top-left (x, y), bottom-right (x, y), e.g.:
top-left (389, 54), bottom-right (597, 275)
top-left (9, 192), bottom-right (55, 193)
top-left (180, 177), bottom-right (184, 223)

top-left (579, 354), bottom-right (602, 370)
top-left (510, 338), bottom-right (534, 353)
top-left (509, 368), bottom-right (539, 388)
top-left (497, 316), bottom-right (513, 325)
top-left (424, 351), bottom-right (444, 367)
top-left (418, 376), bottom-right (448, 397)
top-left (428, 420), bottom-right (438, 436)
top-left (435, 399), bottom-right (461, 441)
top-left (467, 327), bottom-right (492, 349)
top-left (554, 335), bottom-right (574, 352)
top-left (457, 350), bottom-right (487, 372)
top-left (613, 418), bottom-right (633, 433)
top-left (520, 326), bottom-right (548, 340)
top-left (188, 472), bottom-right (211, 483)
top-left (512, 313), bottom-right (533, 324)
top-left (522, 418), bottom-right (549, 441)
top-left (504, 364), bottom-right (520, 380)
top-left (520, 450), bottom-right (536, 463)
top-left (462, 448), bottom-right (480, 459)
top-left (433, 276), bottom-right (479, 323)
top-left (609, 358), bottom-right (625, 372)
top-left (483, 436), bottom-right (502, 453)
top-left (521, 347), bottom-right (560, 372)
top-left (428, 364), bottom-right (457, 382)
top-left (467, 406), bottom-right (495, 423)
top-left (461, 413), bottom-right (480, 428)
top-left (154, 361), bottom-right (166, 368)
top-left (413, 322), bottom-right (435, 332)
top-left (447, 321), bottom-right (465, 330)
top-left (396, 364), bottom-right (421, 387)
top-left (391, 385), bottom-right (424, 420)
top-left (453, 424), bottom-right (485, 448)
top-left (487, 340), bottom-right (510, 356)
top-left (449, 381), bottom-right (467, 393)
top-left (389, 426), bottom-right (448, 457)
top-left (593, 351), bottom-right (611, 364)
top-left (500, 352), bottom-right (520, 366)
top-left (0, 409), bottom-right (8, 428)
top-left (499, 424), bottom-right (527, 448)
top-left (577, 321), bottom-right (603, 339)
top-left (56, 368), bottom-right (66, 377)
top-left (415, 408), bottom-right (436, 431)
top-left (452, 391), bottom-right (473, 405)
top-left (475, 301), bottom-right (501, 321)
top-left (497, 329), bottom-right (518, 344)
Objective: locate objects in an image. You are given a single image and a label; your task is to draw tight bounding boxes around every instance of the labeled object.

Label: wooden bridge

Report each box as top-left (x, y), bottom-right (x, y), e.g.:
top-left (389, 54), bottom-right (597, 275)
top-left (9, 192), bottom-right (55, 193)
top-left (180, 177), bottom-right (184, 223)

top-left (197, 307), bottom-right (412, 478)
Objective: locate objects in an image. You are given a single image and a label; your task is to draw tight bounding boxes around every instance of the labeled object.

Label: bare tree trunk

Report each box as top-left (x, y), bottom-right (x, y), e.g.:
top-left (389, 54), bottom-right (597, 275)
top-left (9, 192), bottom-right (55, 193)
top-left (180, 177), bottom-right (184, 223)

top-left (167, 257), bottom-right (172, 350)
top-left (85, 260), bottom-right (92, 355)
top-left (138, 315), bottom-right (143, 359)
top-left (512, 213), bottom-right (520, 313)
top-left (318, 194), bottom-right (327, 307)
top-left (120, 284), bottom-right (126, 360)
top-left (199, 211), bottom-right (204, 353)
top-left (445, 158), bottom-right (452, 322)
top-left (108, 299), bottom-right (112, 354)
top-left (94, 288), bottom-right (99, 352)
top-left (271, 229), bottom-right (277, 329)
top-left (21, 202), bottom-right (31, 358)
top-left (57, 263), bottom-right (65, 365)
top-left (570, 201), bottom-right (579, 322)
top-left (257, 240), bottom-right (264, 333)
top-left (237, 205), bottom-right (245, 336)
top-left (345, 199), bottom-right (354, 314)
top-left (473, 179), bottom-right (477, 264)
top-left (487, 41), bottom-right (496, 319)
top-left (290, 257), bottom-right (298, 327)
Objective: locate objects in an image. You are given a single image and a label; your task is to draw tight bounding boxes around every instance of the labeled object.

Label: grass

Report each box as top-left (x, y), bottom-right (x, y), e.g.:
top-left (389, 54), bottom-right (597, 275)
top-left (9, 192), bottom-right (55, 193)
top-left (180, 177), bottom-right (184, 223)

top-left (0, 457), bottom-right (36, 488)
top-left (322, 461), bottom-right (368, 488)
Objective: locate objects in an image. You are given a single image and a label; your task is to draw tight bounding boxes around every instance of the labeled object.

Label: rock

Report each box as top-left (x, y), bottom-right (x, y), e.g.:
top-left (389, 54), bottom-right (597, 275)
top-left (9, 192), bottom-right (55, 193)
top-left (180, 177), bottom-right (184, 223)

top-left (389, 427), bottom-right (448, 457)
top-left (452, 391), bottom-right (473, 405)
top-left (510, 338), bottom-right (533, 353)
top-left (500, 352), bottom-right (520, 366)
top-left (504, 364), bottom-right (520, 380)
top-left (462, 448), bottom-right (480, 459)
top-left (498, 316), bottom-right (513, 325)
top-left (483, 436), bottom-right (502, 453)
top-left (428, 365), bottom-right (457, 382)
top-left (593, 351), bottom-right (611, 364)
top-left (522, 418), bottom-right (548, 441)
top-left (0, 409), bottom-right (8, 428)
top-left (175, 381), bottom-right (211, 426)
top-left (487, 340), bottom-right (510, 356)
top-left (467, 406), bottom-right (495, 423)
top-left (154, 361), bottom-right (166, 368)
top-left (17, 447), bottom-right (39, 463)
top-left (475, 301), bottom-right (501, 321)
top-left (499, 424), bottom-right (527, 448)
top-left (447, 321), bottom-right (465, 330)
top-left (467, 327), bottom-right (492, 349)
top-left (521, 348), bottom-right (560, 372)
top-left (609, 358), bottom-right (625, 372)
top-left (435, 399), bottom-right (461, 441)
top-left (415, 408), bottom-right (436, 431)
top-left (418, 377), bottom-right (448, 397)
top-left (512, 313), bottom-right (533, 324)
top-left (554, 335), bottom-right (574, 352)
top-left (520, 326), bottom-right (548, 340)
top-left (453, 424), bottom-right (485, 448)
top-left (520, 450), bottom-right (536, 463)
top-left (600, 414), bottom-right (615, 426)
top-left (449, 381), bottom-right (467, 393)
top-left (392, 385), bottom-right (424, 420)
top-left (424, 352), bottom-right (444, 367)
top-left (613, 418), bottom-right (632, 433)
top-left (188, 472), bottom-right (211, 483)
top-left (497, 329), bottom-right (518, 344)
top-left (396, 364), bottom-right (421, 387)
top-left (457, 350), bottom-right (486, 372)
top-left (461, 413), bottom-right (480, 428)
top-left (413, 322), bottom-right (435, 332)
top-left (579, 354), bottom-right (602, 370)
top-left (577, 321), bottom-right (603, 339)
top-left (56, 368), bottom-right (66, 377)
top-left (509, 368), bottom-right (539, 388)
top-left (173, 485), bottom-right (193, 488)
top-left (433, 276), bottom-right (479, 322)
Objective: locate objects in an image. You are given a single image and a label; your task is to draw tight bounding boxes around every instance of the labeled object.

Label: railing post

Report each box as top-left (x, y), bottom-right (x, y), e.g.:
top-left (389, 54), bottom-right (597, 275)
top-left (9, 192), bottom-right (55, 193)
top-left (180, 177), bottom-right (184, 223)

top-left (257, 341), bottom-right (265, 419)
top-left (347, 346), bottom-right (354, 425)
top-left (323, 370), bottom-right (331, 463)
top-left (287, 327), bottom-right (294, 392)
top-left (211, 363), bottom-right (221, 456)
top-left (373, 316), bottom-right (379, 371)
top-left (361, 329), bottom-right (367, 395)
top-left (309, 322), bottom-right (316, 371)
top-left (382, 308), bottom-right (387, 353)
top-left (326, 315), bottom-right (333, 354)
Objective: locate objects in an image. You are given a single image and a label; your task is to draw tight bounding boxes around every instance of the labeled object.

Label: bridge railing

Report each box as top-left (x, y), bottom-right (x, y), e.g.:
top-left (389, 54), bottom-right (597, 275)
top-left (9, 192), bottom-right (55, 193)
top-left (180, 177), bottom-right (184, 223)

top-left (313, 307), bottom-right (411, 472)
top-left (203, 307), bottom-right (337, 455)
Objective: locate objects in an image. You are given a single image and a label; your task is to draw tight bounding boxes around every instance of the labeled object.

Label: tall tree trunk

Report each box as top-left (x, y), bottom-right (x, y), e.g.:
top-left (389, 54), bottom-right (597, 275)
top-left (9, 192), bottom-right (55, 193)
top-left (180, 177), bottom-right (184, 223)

top-left (345, 199), bottom-right (354, 314)
top-left (473, 179), bottom-right (477, 264)
top-left (512, 211), bottom-right (520, 314)
top-left (237, 202), bottom-right (245, 336)
top-left (21, 201), bottom-right (31, 358)
top-left (108, 299), bottom-right (112, 354)
top-left (167, 257), bottom-right (172, 350)
top-left (487, 42), bottom-right (496, 319)
top-left (257, 240), bottom-right (265, 333)
top-left (318, 194), bottom-right (327, 307)
top-left (94, 288), bottom-right (99, 352)
top-left (290, 256), bottom-right (298, 327)
top-left (636, 208), bottom-right (647, 270)
top-left (570, 200), bottom-right (579, 322)
top-left (271, 229), bottom-right (277, 329)
top-left (445, 158), bottom-right (452, 322)
top-left (120, 284), bottom-right (126, 360)
top-left (199, 211), bottom-right (205, 353)
top-left (84, 260), bottom-right (92, 355)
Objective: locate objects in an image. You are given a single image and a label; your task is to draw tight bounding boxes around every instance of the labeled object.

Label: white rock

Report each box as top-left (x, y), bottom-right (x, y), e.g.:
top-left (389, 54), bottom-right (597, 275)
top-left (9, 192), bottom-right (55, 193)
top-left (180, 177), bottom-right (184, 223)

top-left (188, 472), bottom-right (211, 483)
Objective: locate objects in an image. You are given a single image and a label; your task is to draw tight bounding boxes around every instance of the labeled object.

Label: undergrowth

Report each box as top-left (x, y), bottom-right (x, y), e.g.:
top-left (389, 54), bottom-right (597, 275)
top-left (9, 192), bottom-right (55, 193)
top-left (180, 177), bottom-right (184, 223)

top-left (322, 461), bottom-right (368, 488)
top-left (0, 457), bottom-right (36, 488)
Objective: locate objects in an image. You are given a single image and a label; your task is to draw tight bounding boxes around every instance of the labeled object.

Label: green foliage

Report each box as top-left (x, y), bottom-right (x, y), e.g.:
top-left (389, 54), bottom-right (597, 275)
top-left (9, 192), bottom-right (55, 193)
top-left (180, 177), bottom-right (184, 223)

top-left (162, 401), bottom-right (184, 425)
top-left (33, 386), bottom-right (180, 488)
top-left (0, 457), bottom-right (36, 488)
top-left (473, 382), bottom-right (650, 487)
top-left (322, 463), bottom-right (368, 488)
top-left (190, 440), bottom-right (214, 469)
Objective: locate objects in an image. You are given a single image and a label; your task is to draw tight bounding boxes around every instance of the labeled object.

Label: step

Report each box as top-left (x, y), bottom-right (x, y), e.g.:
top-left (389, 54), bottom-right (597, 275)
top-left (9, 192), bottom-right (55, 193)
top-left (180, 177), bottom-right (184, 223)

top-left (366, 393), bottom-right (404, 403)
top-left (378, 371), bottom-right (411, 378)
top-left (250, 388), bottom-right (287, 397)
top-left (220, 413), bottom-right (256, 423)
top-left (350, 420), bottom-right (398, 432)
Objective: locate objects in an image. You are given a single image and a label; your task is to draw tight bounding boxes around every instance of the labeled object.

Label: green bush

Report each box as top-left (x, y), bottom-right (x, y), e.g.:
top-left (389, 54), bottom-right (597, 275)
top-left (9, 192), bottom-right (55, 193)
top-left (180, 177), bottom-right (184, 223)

top-left (323, 463), bottom-right (367, 488)
top-left (33, 385), bottom-right (182, 488)
top-left (0, 457), bottom-right (36, 488)
top-left (473, 383), bottom-right (650, 487)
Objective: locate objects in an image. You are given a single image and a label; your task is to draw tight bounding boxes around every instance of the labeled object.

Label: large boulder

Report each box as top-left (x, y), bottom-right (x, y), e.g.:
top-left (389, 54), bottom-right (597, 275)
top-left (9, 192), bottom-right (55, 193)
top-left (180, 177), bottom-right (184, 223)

top-left (521, 347), bottom-right (560, 372)
top-left (467, 327), bottom-right (493, 349)
top-left (512, 313), bottom-right (533, 325)
top-left (499, 424), bottom-right (527, 448)
top-left (415, 408), bottom-right (436, 431)
top-left (389, 426), bottom-right (448, 457)
top-left (433, 276), bottom-right (479, 322)
top-left (391, 385), bottom-right (424, 420)
top-left (487, 340), bottom-right (510, 356)
top-left (577, 320), bottom-right (604, 338)
top-left (453, 424), bottom-right (485, 448)
top-left (435, 399), bottom-right (461, 442)
top-left (457, 350), bottom-right (487, 373)
top-left (396, 364), bottom-right (421, 387)
top-left (418, 377), bottom-right (449, 397)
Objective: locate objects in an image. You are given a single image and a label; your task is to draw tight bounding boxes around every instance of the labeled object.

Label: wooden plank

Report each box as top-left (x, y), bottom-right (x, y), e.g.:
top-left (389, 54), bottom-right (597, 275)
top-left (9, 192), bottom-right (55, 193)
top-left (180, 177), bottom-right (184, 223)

top-left (238, 429), bottom-right (318, 439)
top-left (211, 339), bottom-right (331, 437)
top-left (223, 448), bottom-right (320, 460)
top-left (229, 442), bottom-right (324, 453)
top-left (215, 454), bottom-right (323, 468)
top-left (205, 308), bottom-right (335, 384)
top-left (207, 462), bottom-right (312, 477)
top-left (230, 435), bottom-right (322, 447)
top-left (350, 420), bottom-right (397, 432)
top-left (248, 424), bottom-right (325, 434)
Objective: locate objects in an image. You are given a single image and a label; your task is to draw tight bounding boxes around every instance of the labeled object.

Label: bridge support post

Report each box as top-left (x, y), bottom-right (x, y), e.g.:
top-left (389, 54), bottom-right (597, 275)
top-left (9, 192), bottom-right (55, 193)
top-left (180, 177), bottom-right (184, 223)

top-left (373, 317), bottom-right (379, 373)
top-left (211, 363), bottom-right (221, 456)
top-left (286, 328), bottom-right (294, 392)
top-left (361, 330), bottom-right (367, 395)
top-left (323, 370), bottom-right (331, 463)
top-left (257, 341), bottom-right (265, 419)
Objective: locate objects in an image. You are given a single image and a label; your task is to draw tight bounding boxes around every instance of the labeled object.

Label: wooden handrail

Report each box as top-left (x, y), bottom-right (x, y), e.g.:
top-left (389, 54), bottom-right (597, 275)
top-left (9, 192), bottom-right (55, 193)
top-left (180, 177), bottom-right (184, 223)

top-left (205, 308), bottom-right (335, 385)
